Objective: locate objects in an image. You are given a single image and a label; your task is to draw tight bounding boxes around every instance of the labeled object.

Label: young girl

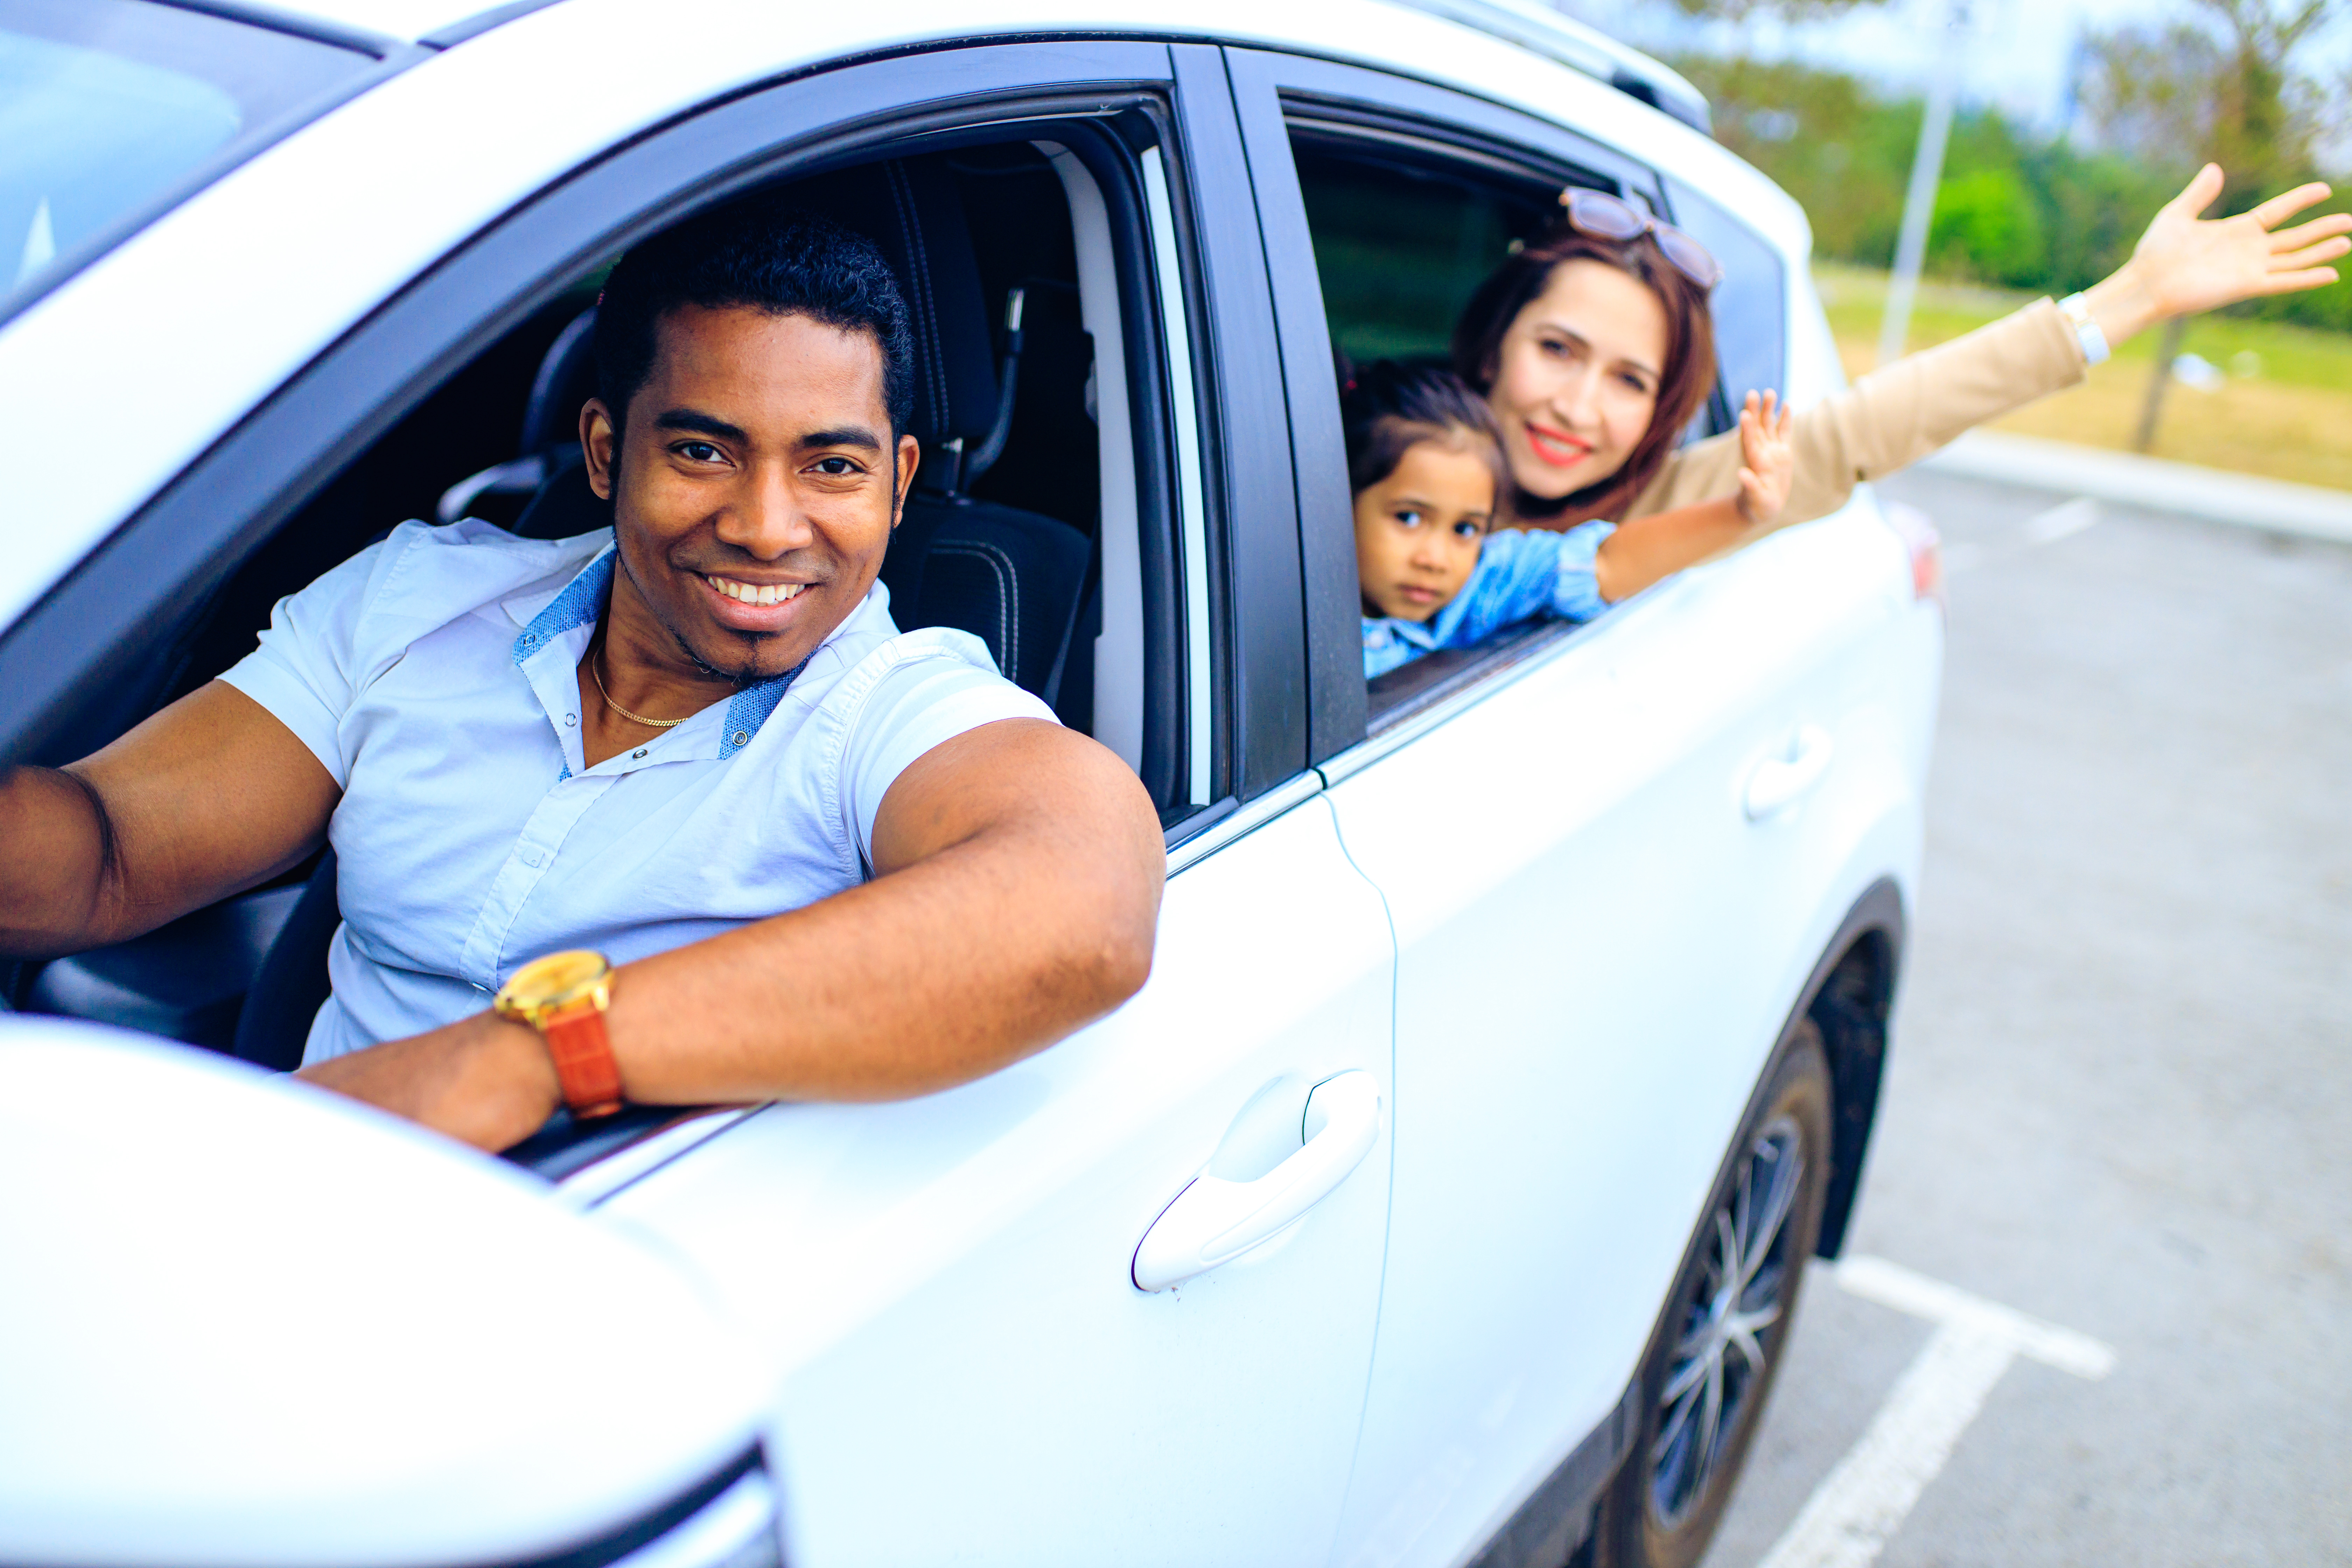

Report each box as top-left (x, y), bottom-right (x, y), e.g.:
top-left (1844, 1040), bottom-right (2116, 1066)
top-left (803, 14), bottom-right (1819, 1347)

top-left (1345, 360), bottom-right (1795, 678)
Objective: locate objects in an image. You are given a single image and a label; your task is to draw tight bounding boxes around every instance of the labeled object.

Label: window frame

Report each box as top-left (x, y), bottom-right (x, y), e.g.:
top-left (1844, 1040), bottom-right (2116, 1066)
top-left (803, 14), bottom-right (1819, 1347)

top-left (0, 38), bottom-right (1306, 832)
top-left (1225, 48), bottom-right (1811, 753)
top-left (1225, 47), bottom-right (1674, 758)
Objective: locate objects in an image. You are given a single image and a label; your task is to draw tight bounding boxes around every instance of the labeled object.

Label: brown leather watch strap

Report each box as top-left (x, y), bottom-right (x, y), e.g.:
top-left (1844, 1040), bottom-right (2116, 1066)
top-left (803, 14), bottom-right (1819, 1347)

top-left (540, 996), bottom-right (624, 1119)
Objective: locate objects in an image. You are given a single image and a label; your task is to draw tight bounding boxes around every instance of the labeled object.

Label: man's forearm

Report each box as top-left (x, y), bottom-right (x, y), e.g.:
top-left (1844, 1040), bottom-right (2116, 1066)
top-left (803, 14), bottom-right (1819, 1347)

top-left (303, 722), bottom-right (1165, 1151)
top-left (0, 765), bottom-right (120, 958)
top-left (609, 821), bottom-right (1157, 1106)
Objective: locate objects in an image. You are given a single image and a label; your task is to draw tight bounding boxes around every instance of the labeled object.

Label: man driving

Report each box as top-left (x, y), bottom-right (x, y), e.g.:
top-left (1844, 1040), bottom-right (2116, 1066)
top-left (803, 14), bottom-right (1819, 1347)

top-left (0, 197), bottom-right (1166, 1151)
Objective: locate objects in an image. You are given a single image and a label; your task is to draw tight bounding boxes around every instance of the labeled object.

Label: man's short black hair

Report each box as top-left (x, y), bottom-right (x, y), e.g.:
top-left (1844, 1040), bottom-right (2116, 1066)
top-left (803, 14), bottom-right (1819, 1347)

top-left (593, 196), bottom-right (915, 436)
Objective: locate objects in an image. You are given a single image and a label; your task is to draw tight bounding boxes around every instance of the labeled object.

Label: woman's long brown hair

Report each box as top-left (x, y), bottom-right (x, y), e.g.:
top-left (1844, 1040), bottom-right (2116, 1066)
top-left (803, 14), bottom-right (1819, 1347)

top-left (1451, 224), bottom-right (1717, 526)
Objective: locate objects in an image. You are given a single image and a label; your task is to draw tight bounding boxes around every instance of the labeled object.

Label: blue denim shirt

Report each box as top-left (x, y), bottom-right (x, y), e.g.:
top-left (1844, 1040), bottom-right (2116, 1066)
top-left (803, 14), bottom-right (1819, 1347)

top-left (1363, 521), bottom-right (1616, 678)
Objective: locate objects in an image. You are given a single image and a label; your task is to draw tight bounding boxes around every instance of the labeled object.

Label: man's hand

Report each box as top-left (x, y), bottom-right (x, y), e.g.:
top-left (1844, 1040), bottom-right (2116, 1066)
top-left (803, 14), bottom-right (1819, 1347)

top-left (298, 1011), bottom-right (562, 1152)
top-left (1734, 390), bottom-right (1795, 527)
top-left (312, 720), bottom-right (1165, 1152)
top-left (2084, 167), bottom-right (2350, 346)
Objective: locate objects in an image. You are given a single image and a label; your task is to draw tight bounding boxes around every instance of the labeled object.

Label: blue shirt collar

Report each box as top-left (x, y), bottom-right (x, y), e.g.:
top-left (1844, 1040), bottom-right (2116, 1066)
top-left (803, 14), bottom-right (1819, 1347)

top-left (511, 545), bottom-right (806, 760)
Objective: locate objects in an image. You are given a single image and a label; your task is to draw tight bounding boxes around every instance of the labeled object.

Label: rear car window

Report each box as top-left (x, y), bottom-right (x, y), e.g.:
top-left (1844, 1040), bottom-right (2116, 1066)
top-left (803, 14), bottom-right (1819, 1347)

top-left (1664, 176), bottom-right (1786, 406)
top-left (1, 0), bottom-right (377, 321)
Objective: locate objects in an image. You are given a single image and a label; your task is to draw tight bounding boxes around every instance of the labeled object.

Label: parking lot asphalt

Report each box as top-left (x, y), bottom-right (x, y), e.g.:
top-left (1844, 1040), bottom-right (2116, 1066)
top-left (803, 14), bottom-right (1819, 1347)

top-left (1698, 467), bottom-right (2352, 1568)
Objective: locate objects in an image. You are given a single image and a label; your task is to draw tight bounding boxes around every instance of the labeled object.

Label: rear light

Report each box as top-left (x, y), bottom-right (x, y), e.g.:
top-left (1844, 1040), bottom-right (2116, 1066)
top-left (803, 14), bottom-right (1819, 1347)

top-left (1881, 502), bottom-right (1944, 605)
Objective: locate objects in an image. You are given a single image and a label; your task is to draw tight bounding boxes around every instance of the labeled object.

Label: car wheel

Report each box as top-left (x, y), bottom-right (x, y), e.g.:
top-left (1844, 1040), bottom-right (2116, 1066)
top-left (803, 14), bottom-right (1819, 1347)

top-left (1592, 1019), bottom-right (1833, 1568)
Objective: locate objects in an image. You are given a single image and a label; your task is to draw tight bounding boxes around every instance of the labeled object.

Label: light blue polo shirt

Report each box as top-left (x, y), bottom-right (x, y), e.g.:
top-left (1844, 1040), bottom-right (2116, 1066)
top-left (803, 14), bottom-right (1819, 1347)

top-left (223, 519), bottom-right (1053, 1066)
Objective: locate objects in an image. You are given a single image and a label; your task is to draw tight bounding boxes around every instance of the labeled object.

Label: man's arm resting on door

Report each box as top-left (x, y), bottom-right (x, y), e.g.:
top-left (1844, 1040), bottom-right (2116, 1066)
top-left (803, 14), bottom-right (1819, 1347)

top-left (0, 683), bottom-right (340, 959)
top-left (302, 719), bottom-right (1168, 1150)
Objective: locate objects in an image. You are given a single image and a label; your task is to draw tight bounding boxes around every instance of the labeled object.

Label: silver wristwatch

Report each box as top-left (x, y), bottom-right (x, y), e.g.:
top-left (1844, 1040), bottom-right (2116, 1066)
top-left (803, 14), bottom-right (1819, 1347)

top-left (2057, 292), bottom-right (2110, 367)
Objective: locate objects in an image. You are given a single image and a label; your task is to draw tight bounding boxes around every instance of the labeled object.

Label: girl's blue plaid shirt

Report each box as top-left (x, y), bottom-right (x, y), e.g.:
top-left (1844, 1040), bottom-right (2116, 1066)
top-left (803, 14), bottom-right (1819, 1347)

top-left (1362, 521), bottom-right (1615, 678)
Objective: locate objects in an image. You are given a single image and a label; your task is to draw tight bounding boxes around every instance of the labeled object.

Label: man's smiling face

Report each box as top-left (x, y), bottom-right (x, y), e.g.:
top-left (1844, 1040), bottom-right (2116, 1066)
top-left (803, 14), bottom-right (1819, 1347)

top-left (582, 303), bottom-right (919, 684)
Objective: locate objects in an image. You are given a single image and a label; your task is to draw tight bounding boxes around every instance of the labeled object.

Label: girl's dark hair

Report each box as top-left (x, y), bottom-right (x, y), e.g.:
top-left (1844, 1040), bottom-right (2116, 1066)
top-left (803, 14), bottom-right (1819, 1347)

top-left (1450, 222), bottom-right (1717, 524)
top-left (595, 196), bottom-right (915, 437)
top-left (1340, 358), bottom-right (1511, 516)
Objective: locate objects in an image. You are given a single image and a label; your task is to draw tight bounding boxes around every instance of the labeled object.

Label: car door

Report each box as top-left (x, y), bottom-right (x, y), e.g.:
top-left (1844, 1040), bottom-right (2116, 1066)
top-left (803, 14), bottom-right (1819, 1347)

top-left (0, 32), bottom-right (1395, 1568)
top-left (585, 45), bottom-right (1395, 1568)
top-left (1230, 48), bottom-right (1926, 1567)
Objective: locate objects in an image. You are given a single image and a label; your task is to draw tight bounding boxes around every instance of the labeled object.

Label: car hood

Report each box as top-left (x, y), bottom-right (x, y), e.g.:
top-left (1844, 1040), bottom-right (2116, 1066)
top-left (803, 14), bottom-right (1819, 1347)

top-left (0, 1020), bottom-right (775, 1568)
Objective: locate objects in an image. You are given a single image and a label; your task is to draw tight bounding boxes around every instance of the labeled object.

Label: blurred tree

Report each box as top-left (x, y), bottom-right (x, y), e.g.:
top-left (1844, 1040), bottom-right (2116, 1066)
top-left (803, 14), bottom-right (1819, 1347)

top-left (2082, 0), bottom-right (2336, 207)
top-left (2079, 0), bottom-right (2341, 441)
top-left (1657, 0), bottom-right (1889, 23)
top-left (1929, 166), bottom-right (2049, 283)
top-left (1672, 48), bottom-right (2349, 331)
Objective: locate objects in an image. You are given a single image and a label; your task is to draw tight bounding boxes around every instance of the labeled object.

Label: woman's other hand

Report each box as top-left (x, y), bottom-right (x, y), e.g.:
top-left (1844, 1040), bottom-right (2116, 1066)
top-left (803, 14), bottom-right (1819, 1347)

top-left (2083, 164), bottom-right (2351, 345)
top-left (1735, 390), bottom-right (1796, 526)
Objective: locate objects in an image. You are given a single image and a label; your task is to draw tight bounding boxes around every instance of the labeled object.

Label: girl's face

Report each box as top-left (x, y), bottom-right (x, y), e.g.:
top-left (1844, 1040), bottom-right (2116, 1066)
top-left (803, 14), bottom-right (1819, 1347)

top-left (1353, 436), bottom-right (1496, 622)
top-left (1486, 258), bottom-right (1669, 502)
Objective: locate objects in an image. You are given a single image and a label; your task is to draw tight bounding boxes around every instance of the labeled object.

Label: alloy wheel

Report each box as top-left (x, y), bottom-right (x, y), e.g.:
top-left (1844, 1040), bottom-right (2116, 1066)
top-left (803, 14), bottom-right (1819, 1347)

top-left (1646, 1114), bottom-right (1805, 1532)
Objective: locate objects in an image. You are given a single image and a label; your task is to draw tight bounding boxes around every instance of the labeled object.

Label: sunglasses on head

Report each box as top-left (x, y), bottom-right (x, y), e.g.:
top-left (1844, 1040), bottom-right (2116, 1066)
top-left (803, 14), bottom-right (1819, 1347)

top-left (1559, 188), bottom-right (1723, 291)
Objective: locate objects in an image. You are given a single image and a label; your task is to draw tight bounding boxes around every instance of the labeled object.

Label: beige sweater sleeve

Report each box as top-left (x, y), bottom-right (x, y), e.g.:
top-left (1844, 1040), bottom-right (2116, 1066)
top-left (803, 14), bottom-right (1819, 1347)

top-left (1623, 296), bottom-right (2088, 527)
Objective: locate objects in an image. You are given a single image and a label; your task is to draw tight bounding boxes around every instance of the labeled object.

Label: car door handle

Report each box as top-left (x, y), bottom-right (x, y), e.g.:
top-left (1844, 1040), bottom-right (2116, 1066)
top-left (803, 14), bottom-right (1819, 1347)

top-left (1743, 725), bottom-right (1834, 820)
top-left (1133, 1071), bottom-right (1382, 1292)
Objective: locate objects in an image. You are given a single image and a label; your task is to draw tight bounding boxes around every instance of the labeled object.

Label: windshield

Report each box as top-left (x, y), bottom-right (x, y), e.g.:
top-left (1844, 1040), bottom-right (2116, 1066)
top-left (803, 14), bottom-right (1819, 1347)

top-left (1, 0), bottom-right (376, 323)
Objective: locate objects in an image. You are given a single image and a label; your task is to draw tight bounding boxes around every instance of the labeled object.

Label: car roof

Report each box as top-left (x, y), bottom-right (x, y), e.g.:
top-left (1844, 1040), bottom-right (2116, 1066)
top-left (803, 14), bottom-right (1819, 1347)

top-left (253, 0), bottom-right (1707, 129)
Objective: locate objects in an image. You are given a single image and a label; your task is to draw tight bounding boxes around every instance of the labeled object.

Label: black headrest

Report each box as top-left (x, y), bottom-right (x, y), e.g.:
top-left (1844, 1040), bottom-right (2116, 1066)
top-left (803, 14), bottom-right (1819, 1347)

top-left (510, 455), bottom-right (609, 541)
top-left (520, 307), bottom-right (598, 456)
top-left (786, 161), bottom-right (1001, 463)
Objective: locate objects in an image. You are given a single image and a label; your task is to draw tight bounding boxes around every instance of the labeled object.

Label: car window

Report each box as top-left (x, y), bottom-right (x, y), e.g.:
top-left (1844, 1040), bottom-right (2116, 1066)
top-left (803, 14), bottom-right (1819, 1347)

top-left (2, 49), bottom-right (1235, 1112)
top-left (1287, 123), bottom-right (1635, 728)
top-left (1666, 176), bottom-right (1786, 409)
top-left (0, 0), bottom-right (378, 323)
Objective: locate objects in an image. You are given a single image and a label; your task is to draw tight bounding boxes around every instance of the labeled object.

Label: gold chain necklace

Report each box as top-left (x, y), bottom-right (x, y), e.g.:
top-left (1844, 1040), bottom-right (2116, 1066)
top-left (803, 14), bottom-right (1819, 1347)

top-left (591, 644), bottom-right (690, 729)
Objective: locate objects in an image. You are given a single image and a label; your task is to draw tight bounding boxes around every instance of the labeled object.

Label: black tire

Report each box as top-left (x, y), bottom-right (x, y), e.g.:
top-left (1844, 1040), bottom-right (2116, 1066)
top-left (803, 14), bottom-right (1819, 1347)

top-left (1591, 1020), bottom-right (1833, 1568)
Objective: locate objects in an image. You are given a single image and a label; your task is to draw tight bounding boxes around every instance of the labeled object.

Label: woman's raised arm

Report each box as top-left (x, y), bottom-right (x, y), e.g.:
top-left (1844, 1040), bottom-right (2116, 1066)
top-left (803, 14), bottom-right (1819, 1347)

top-left (1629, 167), bottom-right (2349, 528)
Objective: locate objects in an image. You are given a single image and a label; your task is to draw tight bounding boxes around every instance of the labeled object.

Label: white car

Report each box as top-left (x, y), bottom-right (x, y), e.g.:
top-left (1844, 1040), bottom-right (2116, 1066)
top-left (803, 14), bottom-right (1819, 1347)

top-left (0, 1), bottom-right (1942, 1565)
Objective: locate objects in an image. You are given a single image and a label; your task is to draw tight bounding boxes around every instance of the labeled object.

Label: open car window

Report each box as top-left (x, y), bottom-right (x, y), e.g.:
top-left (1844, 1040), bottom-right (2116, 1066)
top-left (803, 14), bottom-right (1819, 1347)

top-left (1284, 114), bottom-right (1643, 729)
top-left (2, 43), bottom-right (1251, 1181)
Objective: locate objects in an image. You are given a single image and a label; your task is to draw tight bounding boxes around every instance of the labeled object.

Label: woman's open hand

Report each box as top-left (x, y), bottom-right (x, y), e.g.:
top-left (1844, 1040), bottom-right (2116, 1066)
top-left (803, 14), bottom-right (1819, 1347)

top-left (1735, 390), bottom-right (1795, 526)
top-left (2085, 165), bottom-right (2350, 345)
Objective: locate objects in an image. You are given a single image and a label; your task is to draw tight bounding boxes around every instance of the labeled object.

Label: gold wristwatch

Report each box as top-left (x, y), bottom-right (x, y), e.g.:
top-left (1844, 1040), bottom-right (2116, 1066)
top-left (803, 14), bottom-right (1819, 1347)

top-left (493, 950), bottom-right (623, 1119)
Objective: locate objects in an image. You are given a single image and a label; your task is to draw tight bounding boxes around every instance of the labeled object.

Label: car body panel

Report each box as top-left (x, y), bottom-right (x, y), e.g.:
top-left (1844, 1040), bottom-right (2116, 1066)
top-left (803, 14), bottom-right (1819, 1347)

top-left (1319, 503), bottom-right (1925, 1567)
top-left (595, 795), bottom-right (1396, 1567)
top-left (0, 1022), bottom-right (772, 1566)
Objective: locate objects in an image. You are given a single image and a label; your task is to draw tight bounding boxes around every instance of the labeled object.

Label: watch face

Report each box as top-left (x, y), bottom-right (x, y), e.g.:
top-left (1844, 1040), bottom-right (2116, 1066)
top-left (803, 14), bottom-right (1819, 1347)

top-left (506, 949), bottom-right (609, 1008)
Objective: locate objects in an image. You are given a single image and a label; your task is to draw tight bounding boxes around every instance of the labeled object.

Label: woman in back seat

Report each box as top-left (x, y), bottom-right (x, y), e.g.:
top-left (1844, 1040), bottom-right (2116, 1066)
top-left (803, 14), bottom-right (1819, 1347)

top-left (1444, 165), bottom-right (2348, 594)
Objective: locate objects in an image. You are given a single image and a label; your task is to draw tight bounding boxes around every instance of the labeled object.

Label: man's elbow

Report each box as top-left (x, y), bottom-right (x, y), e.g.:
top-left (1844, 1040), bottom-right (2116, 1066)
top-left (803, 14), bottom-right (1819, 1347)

top-left (1072, 839), bottom-right (1162, 1019)
top-left (1087, 895), bottom-right (1158, 1016)
top-left (1056, 786), bottom-right (1164, 1025)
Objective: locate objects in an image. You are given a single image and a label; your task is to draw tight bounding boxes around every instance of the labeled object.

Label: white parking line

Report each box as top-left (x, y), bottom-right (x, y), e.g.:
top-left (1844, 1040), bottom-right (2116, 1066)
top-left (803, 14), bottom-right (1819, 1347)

top-left (1752, 1256), bottom-right (2116, 1568)
top-left (2022, 497), bottom-right (2101, 546)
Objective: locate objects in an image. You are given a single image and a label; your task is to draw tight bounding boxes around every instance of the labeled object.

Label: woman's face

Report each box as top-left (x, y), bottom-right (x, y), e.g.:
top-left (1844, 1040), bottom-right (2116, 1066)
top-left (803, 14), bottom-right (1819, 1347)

top-left (1486, 258), bottom-right (1669, 502)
